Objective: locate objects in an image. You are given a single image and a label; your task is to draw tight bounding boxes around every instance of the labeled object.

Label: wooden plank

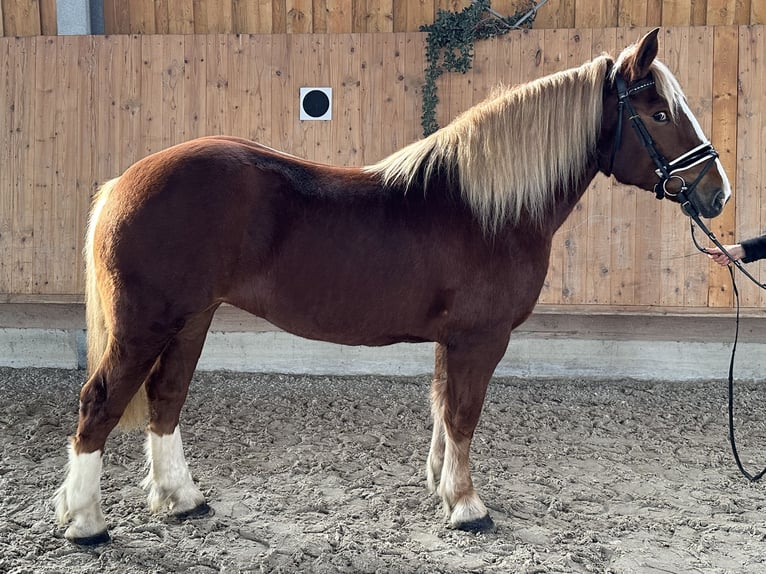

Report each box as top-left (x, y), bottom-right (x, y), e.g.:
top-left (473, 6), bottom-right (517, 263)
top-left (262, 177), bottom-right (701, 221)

top-left (662, 0), bottom-right (691, 25)
top-left (233, 0), bottom-right (272, 33)
top-left (162, 35), bottom-right (186, 147)
top-left (0, 39), bottom-right (10, 292)
top-left (162, 0), bottom-right (194, 34)
top-left (226, 35), bottom-right (248, 140)
top-left (690, 0), bottom-right (707, 25)
top-left (328, 34), bottom-right (361, 164)
top-left (32, 38), bottom-right (56, 294)
top-left (182, 35), bottom-right (207, 141)
top-left (39, 0), bottom-right (57, 35)
top-left (110, 0), bottom-right (131, 33)
top-left (681, 27), bottom-right (715, 307)
top-left (272, 0), bottom-right (287, 33)
top-left (115, 36), bottom-right (143, 171)
top-left (292, 34), bottom-right (321, 160)
top-left (270, 33), bottom-right (292, 149)
top-left (392, 0), bottom-right (407, 32)
top-left (707, 25), bottom-right (738, 307)
top-left (532, 0), bottom-right (561, 28)
top-left (736, 26), bottom-right (764, 306)
top-left (646, 0), bottom-right (663, 25)
top-left (558, 29), bottom-right (593, 305)
top-left (9, 38), bottom-right (36, 294)
top-left (326, 0), bottom-right (352, 32)
top-left (204, 35), bottom-right (228, 137)
top-left (358, 33), bottom-right (376, 161)
top-left (734, 0), bottom-right (751, 24)
top-left (73, 36), bottom-right (96, 293)
top-left (707, 0), bottom-right (735, 25)
top-left (192, 0), bottom-right (209, 33)
top-left (241, 34), bottom-right (272, 143)
top-left (401, 32), bottom-right (425, 145)
top-left (608, 29), bottom-right (638, 306)
top-left (538, 27), bottom-right (570, 305)
top-left (751, 25), bottom-right (766, 308)
top-left (618, 0), bottom-right (648, 26)
top-left (575, 0), bottom-right (617, 28)
top-left (656, 27), bottom-right (688, 307)
top-left (0, 3), bottom-right (4, 36)
top-left (130, 0), bottom-right (157, 33)
top-left (381, 34), bottom-right (407, 156)
top-left (312, 0), bottom-right (327, 32)
top-left (405, 0), bottom-right (430, 32)
top-left (754, 1), bottom-right (766, 24)
top-left (140, 35), bottom-right (164, 158)
top-left (93, 37), bottom-right (118, 183)
top-left (1, 0), bottom-right (41, 36)
top-left (362, 0), bottom-right (392, 32)
top-left (286, 0), bottom-right (313, 33)
top-left (584, 28), bottom-right (616, 304)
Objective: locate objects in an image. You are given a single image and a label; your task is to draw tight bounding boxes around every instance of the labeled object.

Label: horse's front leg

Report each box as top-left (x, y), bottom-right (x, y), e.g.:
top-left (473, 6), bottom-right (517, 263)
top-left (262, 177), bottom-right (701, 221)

top-left (430, 333), bottom-right (508, 532)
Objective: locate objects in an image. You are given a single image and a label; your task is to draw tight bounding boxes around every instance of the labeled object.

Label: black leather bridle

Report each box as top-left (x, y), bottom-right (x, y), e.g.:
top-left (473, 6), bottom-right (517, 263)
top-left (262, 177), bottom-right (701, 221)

top-left (608, 72), bottom-right (720, 203)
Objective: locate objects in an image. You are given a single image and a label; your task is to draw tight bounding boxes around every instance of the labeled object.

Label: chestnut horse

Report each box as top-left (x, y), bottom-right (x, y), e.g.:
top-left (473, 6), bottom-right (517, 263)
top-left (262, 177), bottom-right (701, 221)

top-left (56, 29), bottom-right (730, 544)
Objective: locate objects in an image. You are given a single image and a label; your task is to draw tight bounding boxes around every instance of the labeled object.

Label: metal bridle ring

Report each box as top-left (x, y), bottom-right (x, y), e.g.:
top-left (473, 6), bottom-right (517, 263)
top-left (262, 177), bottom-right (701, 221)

top-left (661, 175), bottom-right (687, 198)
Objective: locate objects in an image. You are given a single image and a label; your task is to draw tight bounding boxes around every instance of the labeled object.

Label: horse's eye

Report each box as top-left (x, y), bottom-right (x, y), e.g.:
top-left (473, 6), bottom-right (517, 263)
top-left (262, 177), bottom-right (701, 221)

top-left (652, 111), bottom-right (670, 123)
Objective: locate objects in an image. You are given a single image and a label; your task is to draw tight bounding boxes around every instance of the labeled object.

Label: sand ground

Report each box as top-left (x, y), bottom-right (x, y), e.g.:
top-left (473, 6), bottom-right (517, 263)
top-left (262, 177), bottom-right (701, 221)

top-left (2, 367), bottom-right (766, 573)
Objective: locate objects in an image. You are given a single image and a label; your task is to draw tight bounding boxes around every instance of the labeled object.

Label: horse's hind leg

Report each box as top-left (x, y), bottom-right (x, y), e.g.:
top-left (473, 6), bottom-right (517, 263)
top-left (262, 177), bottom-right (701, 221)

top-left (431, 333), bottom-right (508, 532)
top-left (427, 343), bottom-right (448, 492)
top-left (142, 308), bottom-right (216, 519)
top-left (55, 338), bottom-right (166, 544)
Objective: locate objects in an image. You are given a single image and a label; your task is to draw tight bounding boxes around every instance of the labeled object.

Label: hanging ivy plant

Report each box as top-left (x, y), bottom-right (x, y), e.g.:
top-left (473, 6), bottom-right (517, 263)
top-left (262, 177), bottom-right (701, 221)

top-left (420, 0), bottom-right (537, 136)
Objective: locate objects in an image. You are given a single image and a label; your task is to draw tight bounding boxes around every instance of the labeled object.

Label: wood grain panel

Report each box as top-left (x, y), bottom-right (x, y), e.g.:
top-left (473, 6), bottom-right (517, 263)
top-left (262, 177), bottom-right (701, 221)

top-left (0, 29), bottom-right (756, 316)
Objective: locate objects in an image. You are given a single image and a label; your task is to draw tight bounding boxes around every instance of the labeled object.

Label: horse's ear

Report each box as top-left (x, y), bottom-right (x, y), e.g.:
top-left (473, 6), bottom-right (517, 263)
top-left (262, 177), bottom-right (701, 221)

top-left (625, 28), bottom-right (660, 81)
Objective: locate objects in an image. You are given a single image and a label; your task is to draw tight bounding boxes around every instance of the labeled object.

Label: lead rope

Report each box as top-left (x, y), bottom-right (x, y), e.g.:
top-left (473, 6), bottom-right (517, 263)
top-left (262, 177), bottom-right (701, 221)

top-left (687, 215), bottom-right (766, 482)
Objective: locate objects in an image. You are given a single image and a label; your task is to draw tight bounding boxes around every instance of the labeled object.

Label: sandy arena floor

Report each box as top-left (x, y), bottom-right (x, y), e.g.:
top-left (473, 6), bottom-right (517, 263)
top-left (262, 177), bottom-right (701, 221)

top-left (1, 367), bottom-right (766, 573)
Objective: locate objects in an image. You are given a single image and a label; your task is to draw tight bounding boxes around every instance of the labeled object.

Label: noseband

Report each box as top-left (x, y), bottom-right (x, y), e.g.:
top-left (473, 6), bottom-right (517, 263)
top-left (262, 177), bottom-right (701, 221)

top-left (608, 72), bottom-right (719, 204)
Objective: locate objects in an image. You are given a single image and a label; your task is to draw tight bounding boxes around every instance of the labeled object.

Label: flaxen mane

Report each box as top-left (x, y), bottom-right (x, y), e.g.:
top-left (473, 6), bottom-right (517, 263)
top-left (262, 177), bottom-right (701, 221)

top-left (365, 47), bottom-right (685, 233)
top-left (364, 55), bottom-right (610, 232)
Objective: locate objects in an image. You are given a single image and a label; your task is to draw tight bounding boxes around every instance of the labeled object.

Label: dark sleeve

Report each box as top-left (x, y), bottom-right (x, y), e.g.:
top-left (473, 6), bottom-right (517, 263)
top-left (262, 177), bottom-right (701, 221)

top-left (741, 234), bottom-right (766, 263)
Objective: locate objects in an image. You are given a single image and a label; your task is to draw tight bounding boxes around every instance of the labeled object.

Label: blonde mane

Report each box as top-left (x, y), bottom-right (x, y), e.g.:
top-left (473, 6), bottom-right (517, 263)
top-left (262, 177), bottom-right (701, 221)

top-left (365, 48), bottom-right (684, 233)
top-left (364, 56), bottom-right (609, 232)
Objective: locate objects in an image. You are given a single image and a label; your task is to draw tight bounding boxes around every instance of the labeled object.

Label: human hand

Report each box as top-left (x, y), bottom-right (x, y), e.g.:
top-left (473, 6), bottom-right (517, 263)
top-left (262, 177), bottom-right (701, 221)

top-left (705, 244), bottom-right (744, 266)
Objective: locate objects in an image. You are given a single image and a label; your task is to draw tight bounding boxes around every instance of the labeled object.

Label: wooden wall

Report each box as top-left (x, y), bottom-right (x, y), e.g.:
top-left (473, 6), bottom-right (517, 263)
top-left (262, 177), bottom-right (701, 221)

top-left (0, 0), bottom-right (57, 36)
top-left (100, 1), bottom-right (766, 34)
top-left (3, 1), bottom-right (763, 37)
top-left (2, 27), bottom-right (763, 311)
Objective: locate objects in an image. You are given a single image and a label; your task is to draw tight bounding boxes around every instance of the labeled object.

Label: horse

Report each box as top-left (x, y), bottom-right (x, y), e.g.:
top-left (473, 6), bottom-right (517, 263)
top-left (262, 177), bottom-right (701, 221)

top-left (55, 28), bottom-right (730, 544)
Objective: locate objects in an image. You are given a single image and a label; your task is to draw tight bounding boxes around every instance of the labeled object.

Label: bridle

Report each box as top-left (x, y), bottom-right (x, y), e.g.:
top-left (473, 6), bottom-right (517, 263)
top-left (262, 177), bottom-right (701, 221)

top-left (610, 70), bottom-right (766, 483)
top-left (608, 72), bottom-right (719, 202)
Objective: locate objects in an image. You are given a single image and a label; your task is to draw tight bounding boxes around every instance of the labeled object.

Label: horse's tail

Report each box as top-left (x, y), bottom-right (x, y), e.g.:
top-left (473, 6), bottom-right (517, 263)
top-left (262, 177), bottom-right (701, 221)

top-left (84, 177), bottom-right (148, 430)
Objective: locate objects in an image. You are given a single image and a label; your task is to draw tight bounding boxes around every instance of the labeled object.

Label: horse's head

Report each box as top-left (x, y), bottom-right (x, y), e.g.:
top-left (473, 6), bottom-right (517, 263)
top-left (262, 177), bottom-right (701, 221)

top-left (599, 28), bottom-right (731, 219)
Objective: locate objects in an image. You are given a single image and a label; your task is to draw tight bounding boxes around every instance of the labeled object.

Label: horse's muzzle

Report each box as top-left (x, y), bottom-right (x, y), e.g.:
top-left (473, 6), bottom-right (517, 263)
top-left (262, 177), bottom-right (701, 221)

top-left (681, 187), bottom-right (727, 219)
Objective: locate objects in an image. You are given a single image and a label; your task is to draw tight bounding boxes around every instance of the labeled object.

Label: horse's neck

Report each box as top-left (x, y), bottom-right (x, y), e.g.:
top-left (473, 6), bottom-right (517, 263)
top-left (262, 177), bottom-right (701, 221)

top-left (546, 161), bottom-right (600, 233)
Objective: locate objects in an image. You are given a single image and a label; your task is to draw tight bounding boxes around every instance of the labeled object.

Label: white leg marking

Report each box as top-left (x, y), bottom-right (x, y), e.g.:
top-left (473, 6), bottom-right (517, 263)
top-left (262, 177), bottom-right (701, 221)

top-left (427, 408), bottom-right (445, 493)
top-left (54, 442), bottom-right (107, 540)
top-left (142, 427), bottom-right (205, 514)
top-left (440, 434), bottom-right (488, 526)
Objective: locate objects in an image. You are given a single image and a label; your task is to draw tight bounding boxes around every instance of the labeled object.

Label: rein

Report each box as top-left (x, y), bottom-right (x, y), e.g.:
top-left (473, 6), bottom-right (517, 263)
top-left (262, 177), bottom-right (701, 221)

top-left (681, 196), bottom-right (766, 483)
top-left (611, 71), bottom-right (766, 483)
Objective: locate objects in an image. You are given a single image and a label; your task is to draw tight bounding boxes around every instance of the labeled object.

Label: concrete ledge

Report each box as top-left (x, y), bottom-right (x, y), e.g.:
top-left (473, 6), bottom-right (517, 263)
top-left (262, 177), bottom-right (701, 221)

top-left (1, 305), bottom-right (763, 380)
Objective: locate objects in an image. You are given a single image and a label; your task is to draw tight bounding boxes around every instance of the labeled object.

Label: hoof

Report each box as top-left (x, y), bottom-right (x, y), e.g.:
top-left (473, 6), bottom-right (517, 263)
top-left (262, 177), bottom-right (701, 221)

top-left (172, 502), bottom-right (213, 522)
top-left (70, 530), bottom-right (111, 546)
top-left (454, 514), bottom-right (496, 533)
